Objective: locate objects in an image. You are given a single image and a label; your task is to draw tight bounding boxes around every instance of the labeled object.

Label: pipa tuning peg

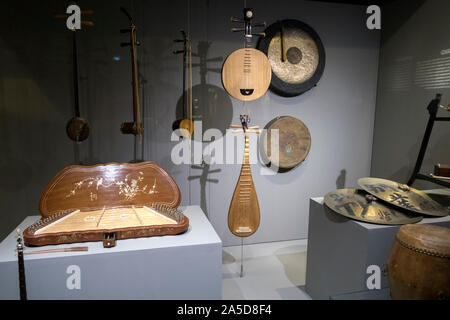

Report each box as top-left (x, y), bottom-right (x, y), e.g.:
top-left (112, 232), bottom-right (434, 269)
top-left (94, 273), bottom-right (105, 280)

top-left (231, 27), bottom-right (245, 32)
top-left (252, 32), bottom-right (266, 37)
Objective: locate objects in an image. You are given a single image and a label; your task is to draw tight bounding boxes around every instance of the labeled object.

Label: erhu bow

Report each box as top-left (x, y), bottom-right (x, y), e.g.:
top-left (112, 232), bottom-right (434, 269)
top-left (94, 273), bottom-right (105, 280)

top-left (119, 7), bottom-right (143, 139)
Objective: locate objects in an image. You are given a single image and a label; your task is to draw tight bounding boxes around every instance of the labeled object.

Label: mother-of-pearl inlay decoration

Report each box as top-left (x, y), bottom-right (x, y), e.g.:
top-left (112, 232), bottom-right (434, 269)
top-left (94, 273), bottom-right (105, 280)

top-left (65, 171), bottom-right (158, 201)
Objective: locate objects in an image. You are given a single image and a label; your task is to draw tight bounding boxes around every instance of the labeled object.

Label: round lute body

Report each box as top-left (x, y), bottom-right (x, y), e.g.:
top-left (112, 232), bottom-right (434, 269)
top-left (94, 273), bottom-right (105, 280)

top-left (222, 48), bottom-right (271, 101)
top-left (222, 8), bottom-right (271, 102)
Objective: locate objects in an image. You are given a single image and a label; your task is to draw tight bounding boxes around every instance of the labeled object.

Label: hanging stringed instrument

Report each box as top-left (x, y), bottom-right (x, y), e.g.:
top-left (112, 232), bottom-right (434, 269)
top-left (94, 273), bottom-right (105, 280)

top-left (53, 9), bottom-right (94, 142)
top-left (119, 7), bottom-right (143, 138)
top-left (228, 115), bottom-right (261, 237)
top-left (172, 30), bottom-right (194, 139)
top-left (222, 8), bottom-right (271, 101)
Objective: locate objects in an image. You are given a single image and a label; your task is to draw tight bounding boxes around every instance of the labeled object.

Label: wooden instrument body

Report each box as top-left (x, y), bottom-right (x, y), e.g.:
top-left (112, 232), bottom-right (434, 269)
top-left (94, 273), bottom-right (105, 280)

top-left (387, 224), bottom-right (450, 300)
top-left (24, 205), bottom-right (188, 247)
top-left (222, 48), bottom-right (271, 101)
top-left (24, 162), bottom-right (188, 247)
top-left (228, 134), bottom-right (260, 237)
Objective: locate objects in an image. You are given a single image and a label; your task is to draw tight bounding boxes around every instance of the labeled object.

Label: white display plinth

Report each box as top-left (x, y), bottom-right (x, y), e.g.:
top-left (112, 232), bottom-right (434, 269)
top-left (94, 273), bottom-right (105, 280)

top-left (305, 197), bottom-right (450, 300)
top-left (0, 206), bottom-right (222, 300)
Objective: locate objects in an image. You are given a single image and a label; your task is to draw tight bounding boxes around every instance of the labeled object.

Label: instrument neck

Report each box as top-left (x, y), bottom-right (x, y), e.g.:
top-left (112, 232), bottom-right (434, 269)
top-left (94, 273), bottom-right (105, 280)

top-left (243, 134), bottom-right (250, 165)
top-left (130, 25), bottom-right (140, 127)
top-left (244, 36), bottom-right (252, 49)
top-left (72, 30), bottom-right (80, 117)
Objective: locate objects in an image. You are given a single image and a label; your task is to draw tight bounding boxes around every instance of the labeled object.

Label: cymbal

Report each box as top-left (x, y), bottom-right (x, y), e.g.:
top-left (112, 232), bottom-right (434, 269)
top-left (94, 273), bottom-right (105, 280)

top-left (324, 189), bottom-right (423, 225)
top-left (358, 177), bottom-right (449, 217)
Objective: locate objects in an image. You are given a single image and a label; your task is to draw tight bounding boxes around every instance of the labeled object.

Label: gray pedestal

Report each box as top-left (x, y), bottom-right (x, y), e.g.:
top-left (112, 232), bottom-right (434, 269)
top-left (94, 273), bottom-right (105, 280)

top-left (305, 197), bottom-right (450, 300)
top-left (0, 205), bottom-right (222, 300)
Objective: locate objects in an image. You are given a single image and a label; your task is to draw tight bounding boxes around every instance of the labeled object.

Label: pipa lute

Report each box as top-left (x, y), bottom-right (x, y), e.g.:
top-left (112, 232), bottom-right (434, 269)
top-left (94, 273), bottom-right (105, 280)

top-left (227, 115), bottom-right (260, 237)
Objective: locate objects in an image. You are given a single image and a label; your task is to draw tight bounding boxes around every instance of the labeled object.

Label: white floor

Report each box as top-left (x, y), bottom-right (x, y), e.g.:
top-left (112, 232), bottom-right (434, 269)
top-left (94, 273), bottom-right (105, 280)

top-left (222, 239), bottom-right (312, 300)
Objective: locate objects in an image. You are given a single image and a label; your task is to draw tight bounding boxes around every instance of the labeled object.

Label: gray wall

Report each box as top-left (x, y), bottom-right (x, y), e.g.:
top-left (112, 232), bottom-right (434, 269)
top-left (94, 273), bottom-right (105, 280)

top-left (0, 0), bottom-right (380, 246)
top-left (371, 0), bottom-right (450, 187)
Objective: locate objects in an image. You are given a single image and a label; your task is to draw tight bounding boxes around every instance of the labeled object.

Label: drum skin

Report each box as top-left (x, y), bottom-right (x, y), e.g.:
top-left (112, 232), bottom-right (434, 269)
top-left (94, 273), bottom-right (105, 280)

top-left (260, 116), bottom-right (311, 172)
top-left (387, 224), bottom-right (450, 300)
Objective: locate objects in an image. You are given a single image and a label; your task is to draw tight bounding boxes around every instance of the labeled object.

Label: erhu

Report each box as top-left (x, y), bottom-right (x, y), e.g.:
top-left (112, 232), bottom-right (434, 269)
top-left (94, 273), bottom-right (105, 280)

top-left (119, 7), bottom-right (143, 139)
top-left (172, 30), bottom-right (194, 140)
top-left (53, 8), bottom-right (94, 142)
top-left (228, 115), bottom-right (261, 277)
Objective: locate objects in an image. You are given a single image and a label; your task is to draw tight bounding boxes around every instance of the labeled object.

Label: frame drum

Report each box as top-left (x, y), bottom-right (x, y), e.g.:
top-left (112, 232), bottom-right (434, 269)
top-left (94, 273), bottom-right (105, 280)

top-left (260, 116), bottom-right (311, 172)
top-left (387, 224), bottom-right (450, 300)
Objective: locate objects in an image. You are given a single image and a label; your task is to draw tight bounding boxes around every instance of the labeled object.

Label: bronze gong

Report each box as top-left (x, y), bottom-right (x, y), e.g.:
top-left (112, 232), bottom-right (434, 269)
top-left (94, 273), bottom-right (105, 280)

top-left (257, 19), bottom-right (325, 97)
top-left (260, 116), bottom-right (311, 172)
top-left (324, 189), bottom-right (423, 225)
top-left (358, 177), bottom-right (450, 217)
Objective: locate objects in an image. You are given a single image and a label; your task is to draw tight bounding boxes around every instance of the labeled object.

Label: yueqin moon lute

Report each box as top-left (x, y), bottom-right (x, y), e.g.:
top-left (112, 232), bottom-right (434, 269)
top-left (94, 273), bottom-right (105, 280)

top-left (222, 8), bottom-right (271, 101)
top-left (228, 115), bottom-right (260, 237)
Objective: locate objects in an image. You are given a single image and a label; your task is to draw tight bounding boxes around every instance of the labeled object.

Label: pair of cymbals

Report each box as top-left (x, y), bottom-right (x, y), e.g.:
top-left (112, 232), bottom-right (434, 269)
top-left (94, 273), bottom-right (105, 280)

top-left (324, 178), bottom-right (449, 225)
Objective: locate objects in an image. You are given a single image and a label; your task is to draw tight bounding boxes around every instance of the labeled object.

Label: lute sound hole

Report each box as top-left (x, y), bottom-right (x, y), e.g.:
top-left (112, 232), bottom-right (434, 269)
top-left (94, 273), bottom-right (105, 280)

top-left (240, 89), bottom-right (254, 96)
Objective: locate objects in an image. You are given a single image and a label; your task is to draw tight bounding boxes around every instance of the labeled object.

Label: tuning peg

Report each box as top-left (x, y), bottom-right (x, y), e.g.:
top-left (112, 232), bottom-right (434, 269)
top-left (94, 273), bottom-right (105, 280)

top-left (252, 22), bottom-right (266, 28)
top-left (252, 32), bottom-right (266, 37)
top-left (120, 42), bottom-right (131, 47)
top-left (81, 21), bottom-right (94, 27)
top-left (231, 27), bottom-right (245, 32)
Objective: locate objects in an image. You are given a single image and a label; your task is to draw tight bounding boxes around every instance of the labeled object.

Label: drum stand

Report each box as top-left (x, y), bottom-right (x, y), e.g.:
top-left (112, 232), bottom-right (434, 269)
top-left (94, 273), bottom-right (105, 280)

top-left (407, 93), bottom-right (450, 188)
